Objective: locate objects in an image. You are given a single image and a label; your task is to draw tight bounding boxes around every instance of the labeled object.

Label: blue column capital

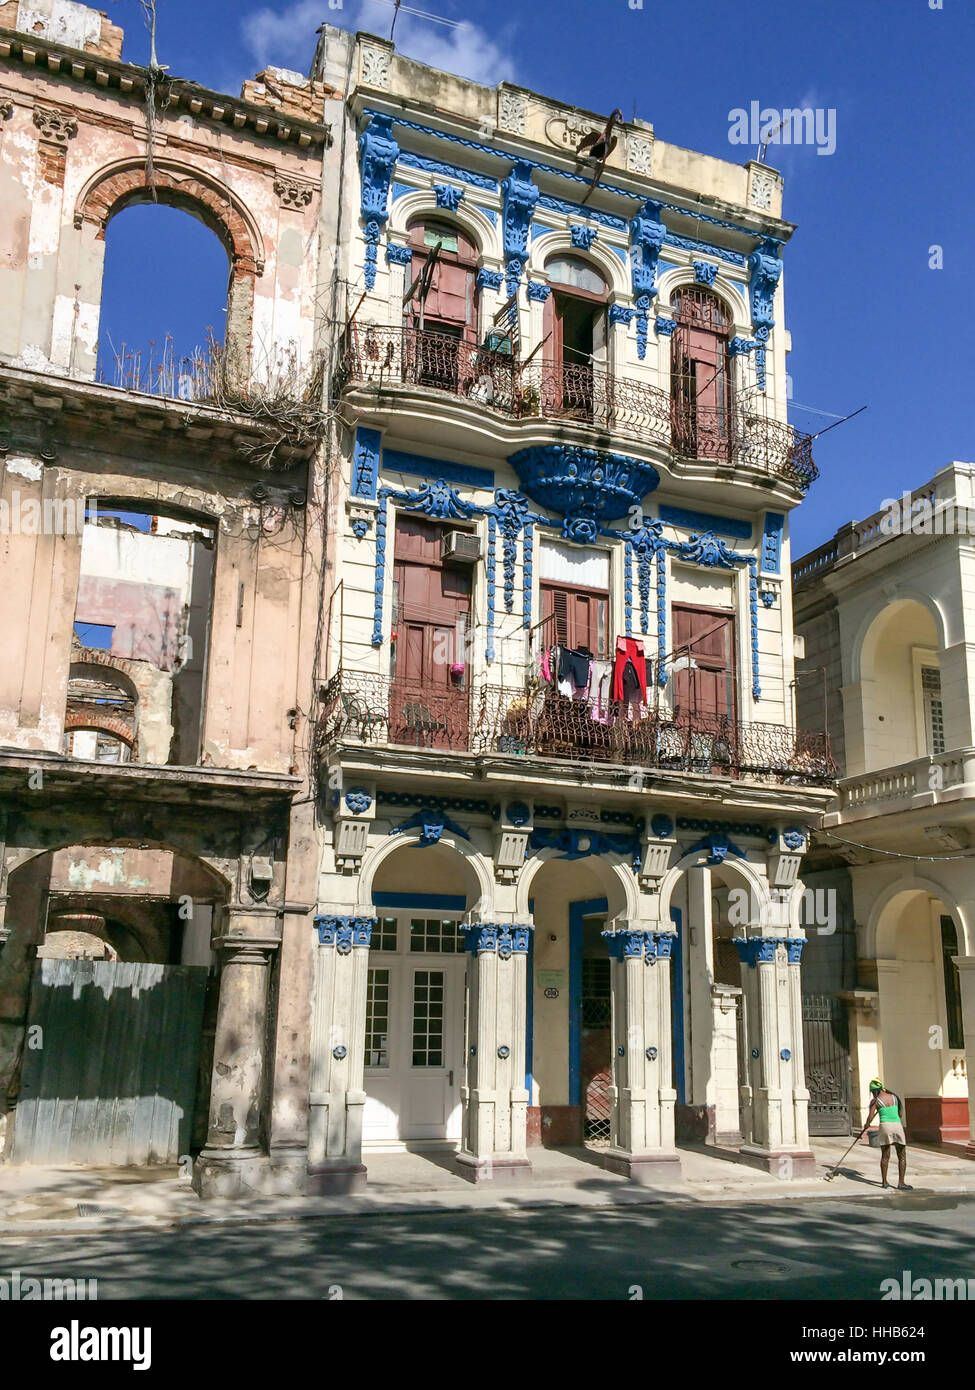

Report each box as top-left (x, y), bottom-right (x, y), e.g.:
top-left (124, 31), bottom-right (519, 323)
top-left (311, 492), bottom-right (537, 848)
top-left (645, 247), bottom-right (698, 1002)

top-left (315, 915), bottom-right (376, 952)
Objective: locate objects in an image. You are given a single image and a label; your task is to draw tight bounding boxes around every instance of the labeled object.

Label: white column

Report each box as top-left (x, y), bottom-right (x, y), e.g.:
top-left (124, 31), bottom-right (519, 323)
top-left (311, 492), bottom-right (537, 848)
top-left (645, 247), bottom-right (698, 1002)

top-left (734, 934), bottom-right (816, 1176)
top-left (602, 926), bottom-right (681, 1184)
top-left (686, 865), bottom-right (714, 1127)
top-left (711, 985), bottom-right (743, 1144)
top-left (306, 912), bottom-right (375, 1195)
top-left (456, 922), bottom-right (532, 1183)
top-left (952, 956), bottom-right (975, 1156)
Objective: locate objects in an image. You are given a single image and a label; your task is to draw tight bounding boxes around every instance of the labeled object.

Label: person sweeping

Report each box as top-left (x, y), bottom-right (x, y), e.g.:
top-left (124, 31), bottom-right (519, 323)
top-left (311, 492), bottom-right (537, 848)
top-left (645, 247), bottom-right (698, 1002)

top-left (866, 1079), bottom-right (913, 1190)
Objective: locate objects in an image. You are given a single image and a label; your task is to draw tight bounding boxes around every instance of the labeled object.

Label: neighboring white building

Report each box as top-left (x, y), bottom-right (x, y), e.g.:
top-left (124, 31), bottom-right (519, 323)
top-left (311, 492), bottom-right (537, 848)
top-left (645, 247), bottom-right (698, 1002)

top-left (794, 462), bottom-right (975, 1156)
top-left (308, 28), bottom-right (835, 1191)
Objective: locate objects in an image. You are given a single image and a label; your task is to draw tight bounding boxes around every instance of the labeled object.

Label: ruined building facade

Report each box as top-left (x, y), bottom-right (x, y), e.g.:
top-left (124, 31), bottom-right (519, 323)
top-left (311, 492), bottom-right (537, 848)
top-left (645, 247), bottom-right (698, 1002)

top-left (1, 4), bottom-right (840, 1196)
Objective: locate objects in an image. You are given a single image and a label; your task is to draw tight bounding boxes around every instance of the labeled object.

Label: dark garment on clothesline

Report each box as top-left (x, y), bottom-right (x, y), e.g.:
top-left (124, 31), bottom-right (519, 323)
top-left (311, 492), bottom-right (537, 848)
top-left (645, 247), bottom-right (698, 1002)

top-left (558, 646), bottom-right (592, 691)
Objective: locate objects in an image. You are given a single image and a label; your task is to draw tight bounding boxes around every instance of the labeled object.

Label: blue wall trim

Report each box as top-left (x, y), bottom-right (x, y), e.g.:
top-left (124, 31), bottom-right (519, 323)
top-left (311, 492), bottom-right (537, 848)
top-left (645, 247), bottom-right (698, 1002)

top-left (670, 906), bottom-right (686, 1106)
top-left (372, 892), bottom-right (467, 910)
top-left (568, 897), bottom-right (608, 1109)
top-left (526, 918), bottom-right (534, 1097)
top-left (761, 511), bottom-right (785, 575)
top-left (659, 505), bottom-right (752, 541)
top-left (382, 449), bottom-right (495, 490)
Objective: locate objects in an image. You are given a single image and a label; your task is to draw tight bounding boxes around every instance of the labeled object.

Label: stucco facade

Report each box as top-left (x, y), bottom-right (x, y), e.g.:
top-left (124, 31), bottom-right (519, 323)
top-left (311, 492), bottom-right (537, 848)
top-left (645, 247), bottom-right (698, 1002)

top-left (795, 462), bottom-right (975, 1154)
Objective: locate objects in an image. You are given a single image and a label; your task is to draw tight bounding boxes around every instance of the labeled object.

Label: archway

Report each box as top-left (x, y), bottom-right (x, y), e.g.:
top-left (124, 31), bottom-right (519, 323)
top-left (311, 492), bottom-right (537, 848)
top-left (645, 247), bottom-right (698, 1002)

top-left (523, 852), bottom-right (628, 1149)
top-left (361, 838), bottom-right (482, 1148)
top-left (2, 843), bottom-right (228, 1167)
top-left (873, 886), bottom-right (968, 1143)
top-left (855, 599), bottom-right (944, 774)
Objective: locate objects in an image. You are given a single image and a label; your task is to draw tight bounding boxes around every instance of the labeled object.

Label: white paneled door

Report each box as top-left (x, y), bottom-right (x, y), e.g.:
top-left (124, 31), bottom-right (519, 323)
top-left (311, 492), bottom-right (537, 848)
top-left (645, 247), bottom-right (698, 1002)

top-left (363, 913), bottom-right (466, 1144)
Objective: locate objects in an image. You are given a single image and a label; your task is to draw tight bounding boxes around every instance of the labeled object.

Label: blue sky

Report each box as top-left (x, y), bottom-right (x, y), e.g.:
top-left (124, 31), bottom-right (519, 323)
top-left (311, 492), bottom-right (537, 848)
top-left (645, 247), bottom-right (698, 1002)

top-left (100, 0), bottom-right (972, 555)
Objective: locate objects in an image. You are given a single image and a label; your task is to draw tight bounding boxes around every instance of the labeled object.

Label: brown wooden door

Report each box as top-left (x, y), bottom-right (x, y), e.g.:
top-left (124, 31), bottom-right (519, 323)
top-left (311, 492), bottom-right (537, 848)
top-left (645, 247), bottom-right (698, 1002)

top-left (671, 603), bottom-right (736, 724)
top-left (540, 583), bottom-right (608, 658)
top-left (391, 516), bottom-right (471, 746)
top-left (407, 220), bottom-right (478, 392)
top-left (671, 290), bottom-right (732, 461)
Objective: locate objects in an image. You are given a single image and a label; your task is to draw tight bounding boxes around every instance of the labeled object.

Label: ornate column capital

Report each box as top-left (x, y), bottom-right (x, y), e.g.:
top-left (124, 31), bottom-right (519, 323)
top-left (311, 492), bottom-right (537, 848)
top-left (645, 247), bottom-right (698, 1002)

top-left (315, 914), bottom-right (376, 952)
top-left (463, 923), bottom-right (532, 957)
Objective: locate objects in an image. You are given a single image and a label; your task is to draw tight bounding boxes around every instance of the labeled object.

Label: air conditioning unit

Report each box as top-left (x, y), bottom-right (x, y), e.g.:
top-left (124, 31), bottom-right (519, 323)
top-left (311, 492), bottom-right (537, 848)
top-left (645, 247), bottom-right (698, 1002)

top-left (442, 530), bottom-right (482, 563)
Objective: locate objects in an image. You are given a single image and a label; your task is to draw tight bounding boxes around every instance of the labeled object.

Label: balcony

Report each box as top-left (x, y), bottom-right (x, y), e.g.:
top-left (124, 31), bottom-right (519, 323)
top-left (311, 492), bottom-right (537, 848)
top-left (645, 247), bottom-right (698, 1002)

top-left (824, 749), bottom-right (975, 824)
top-left (317, 670), bottom-right (836, 787)
top-left (334, 323), bottom-right (818, 491)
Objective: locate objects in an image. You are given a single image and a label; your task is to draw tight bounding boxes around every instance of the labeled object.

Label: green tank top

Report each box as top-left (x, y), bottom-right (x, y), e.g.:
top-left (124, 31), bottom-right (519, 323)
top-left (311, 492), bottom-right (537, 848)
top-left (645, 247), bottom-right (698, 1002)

top-left (878, 1097), bottom-right (900, 1122)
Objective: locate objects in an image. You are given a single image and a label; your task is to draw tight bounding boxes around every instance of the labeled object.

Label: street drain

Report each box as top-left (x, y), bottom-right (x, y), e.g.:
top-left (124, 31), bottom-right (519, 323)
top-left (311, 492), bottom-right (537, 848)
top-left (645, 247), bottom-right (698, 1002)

top-left (730, 1258), bottom-right (791, 1274)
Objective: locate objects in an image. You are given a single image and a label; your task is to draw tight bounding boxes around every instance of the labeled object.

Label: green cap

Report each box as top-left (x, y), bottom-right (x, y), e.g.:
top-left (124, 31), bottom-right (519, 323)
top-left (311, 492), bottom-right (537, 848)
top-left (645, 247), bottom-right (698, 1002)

top-left (869, 1078), bottom-right (883, 1092)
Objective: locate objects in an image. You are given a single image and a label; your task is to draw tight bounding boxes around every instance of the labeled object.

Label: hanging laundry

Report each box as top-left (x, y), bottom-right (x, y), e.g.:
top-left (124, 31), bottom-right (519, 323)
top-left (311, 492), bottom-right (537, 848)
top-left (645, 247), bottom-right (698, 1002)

top-left (558, 646), bottom-right (592, 699)
top-left (612, 636), bottom-right (648, 703)
top-left (540, 646), bottom-right (552, 683)
top-left (588, 659), bottom-right (613, 725)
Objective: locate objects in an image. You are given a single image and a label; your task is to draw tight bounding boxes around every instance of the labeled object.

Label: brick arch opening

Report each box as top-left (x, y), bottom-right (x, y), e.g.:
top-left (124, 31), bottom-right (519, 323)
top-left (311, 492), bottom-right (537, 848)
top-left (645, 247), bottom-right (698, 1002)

top-left (75, 161), bottom-right (263, 373)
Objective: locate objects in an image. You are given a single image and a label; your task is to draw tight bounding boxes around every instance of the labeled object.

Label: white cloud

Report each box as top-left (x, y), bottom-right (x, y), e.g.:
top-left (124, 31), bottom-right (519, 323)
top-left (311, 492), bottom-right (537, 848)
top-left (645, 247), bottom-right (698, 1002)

top-left (241, 0), bottom-right (516, 87)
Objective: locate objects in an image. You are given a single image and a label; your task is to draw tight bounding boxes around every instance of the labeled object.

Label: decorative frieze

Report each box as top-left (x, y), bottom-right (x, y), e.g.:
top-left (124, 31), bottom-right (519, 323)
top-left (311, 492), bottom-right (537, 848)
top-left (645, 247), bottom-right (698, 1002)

top-left (360, 43), bottom-right (392, 90)
top-left (626, 133), bottom-right (654, 176)
top-left (273, 174), bottom-right (314, 209)
top-left (32, 107), bottom-right (78, 144)
top-left (497, 89), bottom-right (527, 135)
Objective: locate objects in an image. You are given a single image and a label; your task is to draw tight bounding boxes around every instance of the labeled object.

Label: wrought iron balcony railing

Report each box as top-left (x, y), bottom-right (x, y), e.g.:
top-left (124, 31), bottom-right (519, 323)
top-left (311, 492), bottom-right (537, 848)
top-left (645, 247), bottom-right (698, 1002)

top-left (334, 323), bottom-right (817, 491)
top-left (317, 670), bottom-right (836, 786)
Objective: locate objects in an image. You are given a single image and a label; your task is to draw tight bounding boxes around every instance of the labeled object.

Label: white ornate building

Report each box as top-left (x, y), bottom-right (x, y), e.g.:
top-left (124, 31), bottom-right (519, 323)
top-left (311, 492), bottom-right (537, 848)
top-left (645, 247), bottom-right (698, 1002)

top-left (308, 27), bottom-right (835, 1191)
top-left (794, 463), bottom-right (975, 1157)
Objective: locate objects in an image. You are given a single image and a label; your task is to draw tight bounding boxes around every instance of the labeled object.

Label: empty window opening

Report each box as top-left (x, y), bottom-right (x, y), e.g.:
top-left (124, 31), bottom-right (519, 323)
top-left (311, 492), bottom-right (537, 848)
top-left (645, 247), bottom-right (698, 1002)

top-left (543, 255), bottom-right (608, 418)
top-left (96, 204), bottom-right (230, 397)
top-left (70, 505), bottom-right (215, 767)
top-left (921, 666), bottom-right (945, 755)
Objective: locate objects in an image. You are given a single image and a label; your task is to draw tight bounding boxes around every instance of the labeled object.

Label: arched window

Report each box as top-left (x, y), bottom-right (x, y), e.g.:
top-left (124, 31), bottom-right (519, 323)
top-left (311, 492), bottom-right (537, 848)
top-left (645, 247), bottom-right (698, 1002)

top-left (670, 287), bottom-right (734, 462)
top-left (542, 254), bottom-right (608, 420)
top-left (97, 204), bottom-right (231, 396)
top-left (406, 218), bottom-right (479, 339)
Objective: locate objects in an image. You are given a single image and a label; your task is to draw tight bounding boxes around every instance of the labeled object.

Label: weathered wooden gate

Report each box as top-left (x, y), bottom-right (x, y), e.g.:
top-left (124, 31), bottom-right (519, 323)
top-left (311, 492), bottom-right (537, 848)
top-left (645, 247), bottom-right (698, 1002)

top-left (801, 994), bottom-right (852, 1135)
top-left (12, 959), bottom-right (208, 1166)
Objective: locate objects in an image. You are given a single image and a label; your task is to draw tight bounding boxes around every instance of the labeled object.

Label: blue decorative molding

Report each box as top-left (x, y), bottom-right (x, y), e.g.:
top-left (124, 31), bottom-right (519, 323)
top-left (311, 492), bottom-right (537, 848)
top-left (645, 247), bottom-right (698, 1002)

top-left (571, 224), bottom-right (598, 249)
top-left (629, 199), bottom-right (666, 295)
top-left (786, 938), bottom-right (807, 964)
top-left (665, 232), bottom-right (745, 267)
top-left (352, 427), bottom-right (381, 500)
top-left (506, 801), bottom-right (531, 826)
top-left (397, 149), bottom-right (497, 191)
top-left (623, 540), bottom-right (633, 637)
top-left (316, 915), bottom-right (376, 951)
top-left (377, 792), bottom-right (492, 812)
top-left (344, 787), bottom-right (372, 814)
top-left (673, 530), bottom-right (744, 569)
top-left (385, 243), bottom-right (413, 267)
top-left (486, 513), bottom-right (497, 665)
top-left (651, 813), bottom-right (674, 838)
top-left (526, 281), bottom-right (551, 301)
top-left (609, 304), bottom-right (635, 326)
top-left (748, 238), bottom-right (782, 393)
top-left (391, 180), bottom-right (416, 203)
top-left (537, 192), bottom-right (624, 230)
top-left (728, 335), bottom-right (754, 356)
top-left (493, 489), bottom-right (531, 614)
top-left (780, 1048), bottom-right (791, 1061)
top-left (358, 114), bottom-right (399, 290)
top-left (383, 448), bottom-right (495, 491)
top-left (476, 267), bottom-right (504, 291)
top-left (433, 182), bottom-right (464, 210)
top-left (390, 807), bottom-right (472, 846)
top-left (531, 223), bottom-right (558, 241)
top-left (679, 817), bottom-right (765, 835)
top-left (529, 828), bottom-right (642, 872)
top-left (761, 589), bottom-right (777, 608)
top-left (658, 506), bottom-right (752, 541)
top-left (602, 928), bottom-right (675, 962)
top-left (372, 494), bottom-right (388, 646)
top-left (686, 831), bottom-right (747, 866)
top-left (626, 517), bottom-right (665, 639)
top-left (464, 924), bottom-right (533, 956)
top-left (761, 511), bottom-right (785, 575)
top-left (733, 937), bottom-right (781, 968)
top-left (655, 316), bottom-right (677, 337)
top-left (501, 160), bottom-right (538, 297)
top-left (522, 522), bottom-right (534, 628)
top-left (783, 827), bottom-right (806, 850)
top-left (509, 445), bottom-right (660, 545)
top-left (635, 294), bottom-right (652, 359)
top-left (693, 260), bottom-right (719, 286)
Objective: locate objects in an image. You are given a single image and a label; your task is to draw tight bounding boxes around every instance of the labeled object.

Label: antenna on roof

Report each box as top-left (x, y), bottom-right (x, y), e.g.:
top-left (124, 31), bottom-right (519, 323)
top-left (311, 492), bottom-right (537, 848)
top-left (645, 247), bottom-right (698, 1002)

top-left (359, 0), bottom-right (470, 44)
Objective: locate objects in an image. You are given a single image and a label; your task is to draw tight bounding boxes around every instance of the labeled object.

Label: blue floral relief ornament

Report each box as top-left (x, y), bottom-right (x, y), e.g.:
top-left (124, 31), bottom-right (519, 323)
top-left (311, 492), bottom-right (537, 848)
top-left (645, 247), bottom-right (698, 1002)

top-left (344, 787), bottom-right (372, 814)
top-left (508, 445), bottom-right (659, 545)
top-left (357, 114), bottom-right (400, 290)
top-left (501, 159), bottom-right (539, 297)
top-left (433, 183), bottom-right (464, 211)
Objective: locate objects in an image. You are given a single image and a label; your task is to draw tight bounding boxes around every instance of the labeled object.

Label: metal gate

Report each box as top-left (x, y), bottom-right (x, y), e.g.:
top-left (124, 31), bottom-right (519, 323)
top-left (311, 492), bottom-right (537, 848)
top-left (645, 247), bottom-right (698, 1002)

top-left (12, 959), bottom-right (208, 1166)
top-left (801, 994), bottom-right (852, 1135)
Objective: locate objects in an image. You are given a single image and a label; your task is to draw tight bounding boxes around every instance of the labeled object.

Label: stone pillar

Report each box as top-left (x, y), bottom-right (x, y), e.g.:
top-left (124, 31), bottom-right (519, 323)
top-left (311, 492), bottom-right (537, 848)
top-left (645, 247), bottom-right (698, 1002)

top-left (734, 935), bottom-right (816, 1177)
top-left (306, 912), bottom-right (375, 1195)
top-left (601, 926), bottom-right (681, 1184)
top-left (456, 922), bottom-right (532, 1184)
top-left (686, 866), bottom-right (714, 1131)
top-left (838, 988), bottom-right (880, 1130)
top-left (711, 985), bottom-right (744, 1144)
top-left (952, 956), bottom-right (975, 1157)
top-left (193, 906), bottom-right (282, 1197)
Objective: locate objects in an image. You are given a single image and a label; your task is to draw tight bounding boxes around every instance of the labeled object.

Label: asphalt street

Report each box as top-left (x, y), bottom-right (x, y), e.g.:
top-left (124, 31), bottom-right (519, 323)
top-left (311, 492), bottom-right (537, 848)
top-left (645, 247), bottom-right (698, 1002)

top-left (3, 1192), bottom-right (974, 1301)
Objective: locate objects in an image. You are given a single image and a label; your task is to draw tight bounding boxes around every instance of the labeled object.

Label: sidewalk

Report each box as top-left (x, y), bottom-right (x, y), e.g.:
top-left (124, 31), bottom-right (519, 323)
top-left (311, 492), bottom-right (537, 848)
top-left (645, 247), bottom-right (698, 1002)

top-left (1, 1137), bottom-right (971, 1237)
